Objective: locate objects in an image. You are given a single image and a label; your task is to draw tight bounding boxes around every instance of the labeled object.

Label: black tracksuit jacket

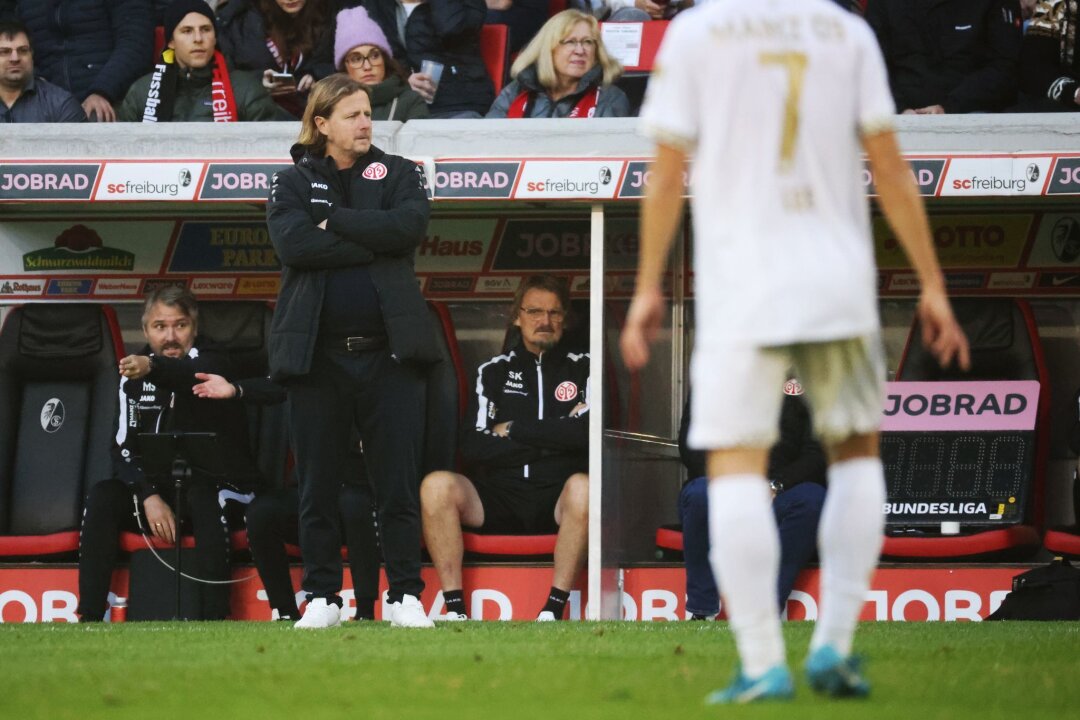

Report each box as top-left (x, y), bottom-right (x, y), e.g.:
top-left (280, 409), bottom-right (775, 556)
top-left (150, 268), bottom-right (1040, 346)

top-left (265, 143), bottom-right (440, 381)
top-left (114, 343), bottom-right (277, 501)
top-left (461, 341), bottom-right (590, 488)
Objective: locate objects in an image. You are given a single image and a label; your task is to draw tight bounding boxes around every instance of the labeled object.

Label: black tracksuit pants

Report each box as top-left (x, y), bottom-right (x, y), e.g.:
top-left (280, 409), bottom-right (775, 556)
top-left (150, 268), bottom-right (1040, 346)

top-left (76, 477), bottom-right (230, 620)
top-left (246, 484), bottom-right (381, 619)
top-left (288, 347), bottom-right (426, 603)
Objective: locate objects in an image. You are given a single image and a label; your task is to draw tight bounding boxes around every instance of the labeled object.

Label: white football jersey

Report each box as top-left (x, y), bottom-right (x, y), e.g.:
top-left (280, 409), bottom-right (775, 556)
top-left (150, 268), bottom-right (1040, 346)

top-left (640, 0), bottom-right (896, 346)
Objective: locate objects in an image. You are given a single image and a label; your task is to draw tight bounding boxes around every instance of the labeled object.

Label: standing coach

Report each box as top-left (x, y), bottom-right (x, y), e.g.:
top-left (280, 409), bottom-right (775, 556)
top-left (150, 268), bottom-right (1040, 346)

top-left (266, 74), bottom-right (440, 629)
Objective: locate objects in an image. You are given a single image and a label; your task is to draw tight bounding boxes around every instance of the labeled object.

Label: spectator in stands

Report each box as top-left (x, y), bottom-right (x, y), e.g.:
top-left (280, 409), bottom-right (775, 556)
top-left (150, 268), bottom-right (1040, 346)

top-left (571, 0), bottom-right (674, 23)
top-left (341, 0), bottom-right (494, 117)
top-left (0, 0), bottom-right (153, 121)
top-left (217, 0), bottom-right (335, 118)
top-left (119, 0), bottom-right (287, 121)
top-left (485, 0), bottom-right (548, 55)
top-left (0, 20), bottom-right (86, 122)
top-left (76, 286), bottom-right (274, 622)
top-left (867, 0), bottom-right (1023, 114)
top-left (487, 9), bottom-right (628, 118)
top-left (421, 275), bottom-right (590, 621)
top-left (334, 5), bottom-right (429, 120)
top-left (266, 74), bottom-right (440, 629)
top-left (679, 384), bottom-right (827, 620)
top-left (1016, 0), bottom-right (1079, 112)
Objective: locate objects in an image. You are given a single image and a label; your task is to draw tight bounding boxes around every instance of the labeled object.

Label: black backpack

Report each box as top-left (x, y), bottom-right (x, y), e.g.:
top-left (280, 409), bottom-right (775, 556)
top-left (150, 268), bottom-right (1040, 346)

top-left (986, 558), bottom-right (1080, 621)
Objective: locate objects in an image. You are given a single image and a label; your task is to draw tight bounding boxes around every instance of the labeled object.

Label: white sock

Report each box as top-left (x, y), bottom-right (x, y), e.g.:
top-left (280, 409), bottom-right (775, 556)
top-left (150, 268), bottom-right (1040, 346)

top-left (707, 475), bottom-right (785, 677)
top-left (811, 457), bottom-right (886, 657)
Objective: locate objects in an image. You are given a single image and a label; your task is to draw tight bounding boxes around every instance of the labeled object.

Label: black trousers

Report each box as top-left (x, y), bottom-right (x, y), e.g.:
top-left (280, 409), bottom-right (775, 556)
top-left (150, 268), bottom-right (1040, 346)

top-left (288, 347), bottom-right (426, 603)
top-left (76, 477), bottom-right (230, 620)
top-left (246, 483), bottom-right (381, 619)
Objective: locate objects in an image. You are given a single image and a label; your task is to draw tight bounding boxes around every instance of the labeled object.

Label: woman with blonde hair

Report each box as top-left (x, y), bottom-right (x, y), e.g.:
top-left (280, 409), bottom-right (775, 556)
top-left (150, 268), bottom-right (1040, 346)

top-left (486, 9), bottom-right (630, 118)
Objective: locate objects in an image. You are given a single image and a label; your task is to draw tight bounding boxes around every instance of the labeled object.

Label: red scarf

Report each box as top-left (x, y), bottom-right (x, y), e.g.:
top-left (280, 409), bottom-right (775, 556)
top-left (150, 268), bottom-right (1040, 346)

top-left (506, 86), bottom-right (599, 118)
top-left (209, 50), bottom-right (238, 123)
top-left (142, 49), bottom-right (237, 122)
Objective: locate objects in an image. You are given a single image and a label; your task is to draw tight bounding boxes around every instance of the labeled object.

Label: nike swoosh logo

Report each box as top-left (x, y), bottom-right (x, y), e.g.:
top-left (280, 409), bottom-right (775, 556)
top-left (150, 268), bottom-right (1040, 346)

top-left (1051, 276), bottom-right (1076, 286)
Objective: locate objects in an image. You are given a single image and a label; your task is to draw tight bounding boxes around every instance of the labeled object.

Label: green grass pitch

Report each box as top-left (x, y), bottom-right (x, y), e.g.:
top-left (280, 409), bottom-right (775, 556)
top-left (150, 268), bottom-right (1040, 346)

top-left (1, 621), bottom-right (1077, 720)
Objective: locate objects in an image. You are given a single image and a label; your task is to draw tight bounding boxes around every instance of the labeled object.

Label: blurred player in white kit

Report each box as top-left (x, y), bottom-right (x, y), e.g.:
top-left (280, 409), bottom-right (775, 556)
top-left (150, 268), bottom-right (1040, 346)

top-left (621, 0), bottom-right (971, 704)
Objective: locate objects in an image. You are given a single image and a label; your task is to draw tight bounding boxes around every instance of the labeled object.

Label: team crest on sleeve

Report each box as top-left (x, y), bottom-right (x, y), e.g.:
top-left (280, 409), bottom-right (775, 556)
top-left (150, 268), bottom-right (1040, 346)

top-left (783, 379), bottom-right (804, 396)
top-left (554, 381), bottom-right (578, 402)
top-left (363, 162), bottom-right (388, 180)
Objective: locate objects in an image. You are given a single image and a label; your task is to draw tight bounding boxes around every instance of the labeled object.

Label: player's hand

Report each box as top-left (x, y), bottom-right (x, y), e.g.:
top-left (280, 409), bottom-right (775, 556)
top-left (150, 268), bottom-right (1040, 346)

top-left (192, 373), bottom-right (236, 399)
top-left (119, 354), bottom-right (151, 379)
top-left (493, 422), bottom-right (511, 437)
top-left (918, 289), bottom-right (970, 371)
top-left (569, 402), bottom-right (588, 418)
top-left (143, 494), bottom-right (177, 545)
top-left (915, 104), bottom-right (946, 115)
top-left (635, 0), bottom-right (666, 18)
top-left (620, 286), bottom-right (665, 371)
top-left (82, 93), bottom-right (116, 122)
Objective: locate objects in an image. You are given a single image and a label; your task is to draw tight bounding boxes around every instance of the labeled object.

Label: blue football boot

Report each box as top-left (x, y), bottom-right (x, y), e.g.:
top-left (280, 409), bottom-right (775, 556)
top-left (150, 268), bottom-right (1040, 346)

top-left (805, 645), bottom-right (871, 698)
top-left (704, 665), bottom-right (795, 705)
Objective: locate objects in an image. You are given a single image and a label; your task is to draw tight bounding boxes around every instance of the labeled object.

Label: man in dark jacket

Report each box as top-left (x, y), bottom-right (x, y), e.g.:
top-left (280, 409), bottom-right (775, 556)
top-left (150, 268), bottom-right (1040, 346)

top-left (347, 0), bottom-right (494, 116)
top-left (678, 383), bottom-right (827, 620)
top-left (867, 0), bottom-right (1024, 114)
top-left (76, 286), bottom-right (271, 621)
top-left (420, 275), bottom-right (590, 621)
top-left (266, 73), bottom-right (439, 629)
top-left (1017, 0), bottom-right (1080, 111)
top-left (0, 0), bottom-right (153, 121)
top-left (0, 20), bottom-right (86, 122)
top-left (119, 0), bottom-right (286, 121)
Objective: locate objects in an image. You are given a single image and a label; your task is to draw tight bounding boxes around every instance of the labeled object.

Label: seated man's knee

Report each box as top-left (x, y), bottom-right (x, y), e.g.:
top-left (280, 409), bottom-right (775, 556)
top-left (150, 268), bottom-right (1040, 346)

top-left (245, 496), bottom-right (279, 537)
top-left (679, 477), bottom-right (708, 524)
top-left (562, 473), bottom-right (589, 515)
top-left (420, 471), bottom-right (462, 514)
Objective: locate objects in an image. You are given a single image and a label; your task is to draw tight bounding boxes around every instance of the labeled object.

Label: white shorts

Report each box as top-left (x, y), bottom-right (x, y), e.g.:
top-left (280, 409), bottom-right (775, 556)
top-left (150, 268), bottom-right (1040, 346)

top-left (688, 335), bottom-right (886, 450)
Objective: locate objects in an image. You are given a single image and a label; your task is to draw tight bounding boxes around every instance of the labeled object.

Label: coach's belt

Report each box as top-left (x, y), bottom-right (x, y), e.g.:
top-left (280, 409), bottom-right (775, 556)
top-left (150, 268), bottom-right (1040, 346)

top-left (322, 335), bottom-right (388, 352)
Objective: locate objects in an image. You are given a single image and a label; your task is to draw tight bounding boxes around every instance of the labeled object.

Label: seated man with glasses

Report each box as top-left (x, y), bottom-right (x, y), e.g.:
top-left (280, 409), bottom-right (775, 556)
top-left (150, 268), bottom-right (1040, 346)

top-left (421, 275), bottom-right (590, 621)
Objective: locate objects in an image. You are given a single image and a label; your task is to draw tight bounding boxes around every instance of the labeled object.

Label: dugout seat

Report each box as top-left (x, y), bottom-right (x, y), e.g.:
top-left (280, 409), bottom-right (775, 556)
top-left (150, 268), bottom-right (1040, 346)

top-left (0, 304), bottom-right (124, 558)
top-left (882, 298), bottom-right (1047, 559)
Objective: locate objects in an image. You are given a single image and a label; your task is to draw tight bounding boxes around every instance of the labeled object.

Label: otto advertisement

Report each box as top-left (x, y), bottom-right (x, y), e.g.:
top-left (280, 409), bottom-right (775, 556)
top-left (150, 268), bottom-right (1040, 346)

top-left (0, 566), bottom-right (1020, 623)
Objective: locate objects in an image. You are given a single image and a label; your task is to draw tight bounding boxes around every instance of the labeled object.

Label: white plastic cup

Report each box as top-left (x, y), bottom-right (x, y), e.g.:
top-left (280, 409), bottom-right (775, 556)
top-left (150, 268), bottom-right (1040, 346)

top-left (420, 60), bottom-right (444, 103)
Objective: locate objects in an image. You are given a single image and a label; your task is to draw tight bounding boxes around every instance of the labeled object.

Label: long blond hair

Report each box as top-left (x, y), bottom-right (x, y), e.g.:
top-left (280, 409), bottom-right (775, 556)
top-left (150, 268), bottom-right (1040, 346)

top-left (297, 74), bottom-right (372, 156)
top-left (510, 10), bottom-right (622, 90)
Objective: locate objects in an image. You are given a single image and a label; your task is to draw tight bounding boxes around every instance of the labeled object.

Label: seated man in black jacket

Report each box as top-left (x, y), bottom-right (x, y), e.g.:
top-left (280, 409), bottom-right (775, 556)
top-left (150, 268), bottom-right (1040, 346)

top-left (76, 286), bottom-right (275, 621)
top-left (421, 275), bottom-right (590, 621)
top-left (679, 382), bottom-right (827, 620)
top-left (867, 0), bottom-right (1023, 114)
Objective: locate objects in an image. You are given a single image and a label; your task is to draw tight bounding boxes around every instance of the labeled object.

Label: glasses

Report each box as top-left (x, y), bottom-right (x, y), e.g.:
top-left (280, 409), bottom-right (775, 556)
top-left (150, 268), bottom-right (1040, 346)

top-left (0, 47), bottom-right (31, 58)
top-left (558, 37), bottom-right (597, 51)
top-left (520, 308), bottom-right (566, 322)
top-left (345, 49), bottom-right (384, 68)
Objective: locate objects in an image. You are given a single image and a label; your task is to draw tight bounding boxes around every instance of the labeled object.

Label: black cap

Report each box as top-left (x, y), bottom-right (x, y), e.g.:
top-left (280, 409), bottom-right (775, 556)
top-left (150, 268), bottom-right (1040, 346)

top-left (163, 0), bottom-right (217, 42)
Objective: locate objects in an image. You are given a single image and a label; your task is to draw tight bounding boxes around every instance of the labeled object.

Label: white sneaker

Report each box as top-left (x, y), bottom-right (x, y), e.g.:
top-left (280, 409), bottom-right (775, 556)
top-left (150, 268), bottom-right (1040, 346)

top-left (437, 611), bottom-right (469, 621)
top-left (389, 594), bottom-right (435, 628)
top-left (294, 598), bottom-right (342, 629)
top-left (536, 610), bottom-right (557, 622)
